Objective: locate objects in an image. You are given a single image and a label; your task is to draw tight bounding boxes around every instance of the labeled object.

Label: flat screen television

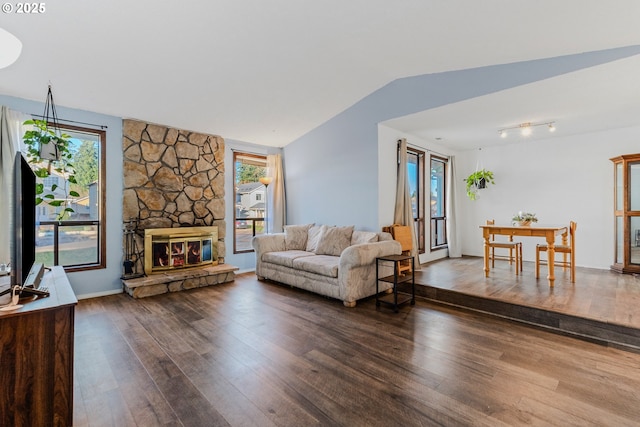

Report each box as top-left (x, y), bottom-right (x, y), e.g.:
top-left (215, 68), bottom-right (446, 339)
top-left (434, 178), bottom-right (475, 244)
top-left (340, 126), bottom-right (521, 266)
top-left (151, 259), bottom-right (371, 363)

top-left (10, 152), bottom-right (36, 287)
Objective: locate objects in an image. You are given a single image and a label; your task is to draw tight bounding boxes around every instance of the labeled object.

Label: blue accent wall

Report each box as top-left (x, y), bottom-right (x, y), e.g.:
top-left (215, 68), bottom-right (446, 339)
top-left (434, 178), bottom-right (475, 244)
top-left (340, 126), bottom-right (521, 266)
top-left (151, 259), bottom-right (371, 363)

top-left (283, 45), bottom-right (640, 230)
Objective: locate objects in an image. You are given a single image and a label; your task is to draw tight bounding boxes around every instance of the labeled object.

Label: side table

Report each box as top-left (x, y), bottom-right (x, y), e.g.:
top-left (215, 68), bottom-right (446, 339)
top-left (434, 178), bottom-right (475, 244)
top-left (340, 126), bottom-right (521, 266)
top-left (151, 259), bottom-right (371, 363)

top-left (376, 254), bottom-right (415, 313)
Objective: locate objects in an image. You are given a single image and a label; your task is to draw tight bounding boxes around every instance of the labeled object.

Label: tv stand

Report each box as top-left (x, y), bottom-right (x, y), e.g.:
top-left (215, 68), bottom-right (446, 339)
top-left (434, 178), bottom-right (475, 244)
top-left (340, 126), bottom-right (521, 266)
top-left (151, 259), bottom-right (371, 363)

top-left (0, 266), bottom-right (77, 426)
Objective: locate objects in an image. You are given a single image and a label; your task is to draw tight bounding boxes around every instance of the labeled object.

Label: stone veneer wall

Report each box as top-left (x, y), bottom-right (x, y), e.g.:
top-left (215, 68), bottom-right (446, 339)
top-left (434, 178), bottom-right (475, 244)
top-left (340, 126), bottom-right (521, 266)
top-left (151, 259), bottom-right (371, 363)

top-left (122, 119), bottom-right (226, 273)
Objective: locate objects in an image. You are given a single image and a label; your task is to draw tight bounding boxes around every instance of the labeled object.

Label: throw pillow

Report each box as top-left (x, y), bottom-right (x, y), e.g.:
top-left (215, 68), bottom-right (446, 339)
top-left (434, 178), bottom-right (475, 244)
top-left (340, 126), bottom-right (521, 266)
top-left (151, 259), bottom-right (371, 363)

top-left (284, 224), bottom-right (314, 250)
top-left (306, 224), bottom-right (326, 252)
top-left (351, 231), bottom-right (379, 245)
top-left (316, 225), bottom-right (355, 257)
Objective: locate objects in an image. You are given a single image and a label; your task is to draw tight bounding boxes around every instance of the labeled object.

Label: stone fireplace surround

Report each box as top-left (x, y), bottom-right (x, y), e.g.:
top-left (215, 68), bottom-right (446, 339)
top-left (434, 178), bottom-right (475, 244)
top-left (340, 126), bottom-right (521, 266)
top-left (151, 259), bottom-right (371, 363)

top-left (121, 119), bottom-right (236, 297)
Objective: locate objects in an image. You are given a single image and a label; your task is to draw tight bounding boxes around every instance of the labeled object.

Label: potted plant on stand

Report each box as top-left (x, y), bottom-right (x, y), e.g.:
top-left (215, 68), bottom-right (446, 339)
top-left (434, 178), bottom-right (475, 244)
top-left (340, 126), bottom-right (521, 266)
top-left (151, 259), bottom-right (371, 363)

top-left (465, 169), bottom-right (495, 200)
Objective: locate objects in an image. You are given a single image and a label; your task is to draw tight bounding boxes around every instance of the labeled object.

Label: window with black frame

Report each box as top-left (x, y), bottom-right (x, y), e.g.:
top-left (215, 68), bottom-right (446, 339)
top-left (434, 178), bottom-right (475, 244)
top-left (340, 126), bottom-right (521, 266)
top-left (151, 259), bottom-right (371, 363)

top-left (430, 155), bottom-right (448, 249)
top-left (407, 147), bottom-right (426, 253)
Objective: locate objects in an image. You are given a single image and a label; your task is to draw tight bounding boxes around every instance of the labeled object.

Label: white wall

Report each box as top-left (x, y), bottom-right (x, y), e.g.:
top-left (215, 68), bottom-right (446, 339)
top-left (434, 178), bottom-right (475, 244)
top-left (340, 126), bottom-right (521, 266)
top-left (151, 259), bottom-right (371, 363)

top-left (456, 125), bottom-right (640, 269)
top-left (0, 94), bottom-right (124, 297)
top-left (377, 124), bottom-right (458, 264)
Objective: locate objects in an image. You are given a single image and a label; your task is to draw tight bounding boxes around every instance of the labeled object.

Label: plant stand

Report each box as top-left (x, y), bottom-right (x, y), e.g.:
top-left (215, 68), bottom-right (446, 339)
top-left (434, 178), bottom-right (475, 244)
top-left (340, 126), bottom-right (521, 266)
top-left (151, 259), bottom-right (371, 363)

top-left (375, 254), bottom-right (415, 313)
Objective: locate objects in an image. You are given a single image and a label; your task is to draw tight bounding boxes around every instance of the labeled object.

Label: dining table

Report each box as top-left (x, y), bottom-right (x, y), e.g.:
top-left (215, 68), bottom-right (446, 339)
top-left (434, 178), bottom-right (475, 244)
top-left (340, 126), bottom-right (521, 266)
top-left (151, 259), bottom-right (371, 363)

top-left (479, 224), bottom-right (568, 286)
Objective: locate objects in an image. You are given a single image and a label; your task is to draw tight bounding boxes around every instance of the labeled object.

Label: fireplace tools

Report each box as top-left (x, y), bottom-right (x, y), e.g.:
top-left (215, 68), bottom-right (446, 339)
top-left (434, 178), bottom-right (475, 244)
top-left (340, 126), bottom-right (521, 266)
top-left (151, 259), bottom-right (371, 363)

top-left (122, 218), bottom-right (145, 279)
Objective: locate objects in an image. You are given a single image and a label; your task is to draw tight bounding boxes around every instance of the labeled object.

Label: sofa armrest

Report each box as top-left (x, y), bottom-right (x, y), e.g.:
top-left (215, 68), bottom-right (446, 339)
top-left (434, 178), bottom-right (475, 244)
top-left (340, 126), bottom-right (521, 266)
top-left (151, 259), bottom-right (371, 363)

top-left (339, 240), bottom-right (402, 269)
top-left (338, 240), bottom-right (402, 305)
top-left (252, 233), bottom-right (286, 278)
top-left (252, 233), bottom-right (286, 255)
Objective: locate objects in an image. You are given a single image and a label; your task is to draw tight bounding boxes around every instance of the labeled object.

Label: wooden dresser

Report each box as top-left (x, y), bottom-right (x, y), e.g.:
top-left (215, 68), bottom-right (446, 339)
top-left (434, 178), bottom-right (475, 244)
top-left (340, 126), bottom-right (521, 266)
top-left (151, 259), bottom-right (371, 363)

top-left (0, 266), bottom-right (77, 426)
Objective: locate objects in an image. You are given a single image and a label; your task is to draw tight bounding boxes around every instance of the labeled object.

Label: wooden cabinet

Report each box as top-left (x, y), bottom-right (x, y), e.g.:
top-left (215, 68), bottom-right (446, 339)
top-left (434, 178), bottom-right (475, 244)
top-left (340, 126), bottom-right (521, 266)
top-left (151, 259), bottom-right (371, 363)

top-left (0, 266), bottom-right (77, 426)
top-left (611, 153), bottom-right (640, 273)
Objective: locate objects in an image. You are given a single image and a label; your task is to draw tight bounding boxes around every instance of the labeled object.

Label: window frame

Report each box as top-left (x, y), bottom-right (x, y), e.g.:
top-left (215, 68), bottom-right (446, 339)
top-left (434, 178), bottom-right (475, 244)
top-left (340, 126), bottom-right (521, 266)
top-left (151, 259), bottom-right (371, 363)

top-left (233, 152), bottom-right (267, 254)
top-left (406, 147), bottom-right (426, 254)
top-left (35, 123), bottom-right (106, 272)
top-left (430, 155), bottom-right (448, 251)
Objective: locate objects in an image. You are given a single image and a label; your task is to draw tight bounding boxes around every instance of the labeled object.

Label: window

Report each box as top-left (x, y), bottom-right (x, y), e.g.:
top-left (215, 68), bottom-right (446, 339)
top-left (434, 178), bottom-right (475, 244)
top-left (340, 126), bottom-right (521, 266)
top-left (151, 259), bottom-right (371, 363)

top-left (233, 152), bottom-right (268, 252)
top-left (407, 147), bottom-right (425, 253)
top-left (404, 148), bottom-right (448, 252)
top-left (430, 156), bottom-right (448, 249)
top-left (33, 124), bottom-right (106, 271)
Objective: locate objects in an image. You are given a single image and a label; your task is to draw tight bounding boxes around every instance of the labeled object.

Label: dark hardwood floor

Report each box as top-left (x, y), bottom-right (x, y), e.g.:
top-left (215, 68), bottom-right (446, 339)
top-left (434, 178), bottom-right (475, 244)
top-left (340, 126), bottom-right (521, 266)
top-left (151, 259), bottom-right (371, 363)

top-left (412, 257), bottom-right (640, 350)
top-left (74, 270), bottom-right (640, 426)
top-left (416, 256), bottom-right (640, 327)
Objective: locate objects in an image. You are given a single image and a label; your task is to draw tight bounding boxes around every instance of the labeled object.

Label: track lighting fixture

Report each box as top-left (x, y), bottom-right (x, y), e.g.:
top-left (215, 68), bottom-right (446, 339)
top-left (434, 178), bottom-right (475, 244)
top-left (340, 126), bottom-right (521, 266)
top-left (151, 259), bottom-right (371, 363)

top-left (498, 121), bottom-right (556, 138)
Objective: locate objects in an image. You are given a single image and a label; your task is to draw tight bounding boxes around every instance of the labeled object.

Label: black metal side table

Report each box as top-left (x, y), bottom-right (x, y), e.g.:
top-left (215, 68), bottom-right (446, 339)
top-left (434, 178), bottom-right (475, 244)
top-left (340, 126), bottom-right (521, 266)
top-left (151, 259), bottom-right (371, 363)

top-left (375, 254), bottom-right (415, 313)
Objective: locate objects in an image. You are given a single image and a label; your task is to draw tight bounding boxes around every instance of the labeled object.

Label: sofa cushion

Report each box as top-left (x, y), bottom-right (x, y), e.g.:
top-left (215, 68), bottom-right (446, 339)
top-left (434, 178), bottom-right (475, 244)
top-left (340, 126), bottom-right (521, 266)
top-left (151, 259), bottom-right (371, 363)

top-left (292, 255), bottom-right (340, 278)
top-left (262, 250), bottom-right (315, 268)
top-left (306, 224), bottom-right (326, 252)
top-left (351, 230), bottom-right (379, 245)
top-left (316, 225), bottom-right (354, 256)
top-left (284, 224), bottom-right (314, 250)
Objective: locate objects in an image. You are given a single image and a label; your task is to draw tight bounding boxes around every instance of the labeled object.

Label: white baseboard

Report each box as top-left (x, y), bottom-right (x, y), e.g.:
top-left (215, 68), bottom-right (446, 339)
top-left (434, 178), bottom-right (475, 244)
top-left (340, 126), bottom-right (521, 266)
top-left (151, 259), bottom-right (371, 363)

top-left (76, 288), bottom-right (123, 300)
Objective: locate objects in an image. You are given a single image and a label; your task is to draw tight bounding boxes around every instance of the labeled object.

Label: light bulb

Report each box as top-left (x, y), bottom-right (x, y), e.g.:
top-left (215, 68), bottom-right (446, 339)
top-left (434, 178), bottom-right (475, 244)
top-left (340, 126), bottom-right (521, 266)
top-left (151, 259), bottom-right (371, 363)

top-left (548, 123), bottom-right (556, 132)
top-left (521, 126), bottom-right (532, 136)
top-left (259, 176), bottom-right (273, 186)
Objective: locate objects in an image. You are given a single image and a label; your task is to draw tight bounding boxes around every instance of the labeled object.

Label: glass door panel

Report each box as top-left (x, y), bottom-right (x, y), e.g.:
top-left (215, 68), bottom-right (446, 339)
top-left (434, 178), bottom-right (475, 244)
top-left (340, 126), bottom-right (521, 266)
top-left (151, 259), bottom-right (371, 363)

top-left (631, 217), bottom-right (640, 265)
top-left (616, 163), bottom-right (623, 211)
top-left (616, 216), bottom-right (624, 264)
top-left (631, 162), bottom-right (640, 211)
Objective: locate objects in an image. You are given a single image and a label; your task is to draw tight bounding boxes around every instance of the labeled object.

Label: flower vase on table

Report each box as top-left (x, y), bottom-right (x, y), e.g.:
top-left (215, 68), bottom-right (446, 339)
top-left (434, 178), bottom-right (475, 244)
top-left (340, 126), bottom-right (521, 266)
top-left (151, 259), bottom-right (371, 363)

top-left (512, 211), bottom-right (538, 227)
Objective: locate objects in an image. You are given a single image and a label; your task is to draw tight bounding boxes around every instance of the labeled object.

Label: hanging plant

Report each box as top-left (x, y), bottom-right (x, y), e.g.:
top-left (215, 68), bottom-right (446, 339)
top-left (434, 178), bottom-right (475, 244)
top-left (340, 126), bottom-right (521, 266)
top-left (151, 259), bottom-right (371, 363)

top-left (23, 118), bottom-right (78, 220)
top-left (465, 169), bottom-right (495, 200)
top-left (22, 86), bottom-right (78, 220)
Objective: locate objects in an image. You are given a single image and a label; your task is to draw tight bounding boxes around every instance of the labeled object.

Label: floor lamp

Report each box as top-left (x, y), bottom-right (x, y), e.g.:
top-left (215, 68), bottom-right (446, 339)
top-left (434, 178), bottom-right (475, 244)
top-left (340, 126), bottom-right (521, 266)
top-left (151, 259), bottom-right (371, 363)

top-left (259, 176), bottom-right (273, 234)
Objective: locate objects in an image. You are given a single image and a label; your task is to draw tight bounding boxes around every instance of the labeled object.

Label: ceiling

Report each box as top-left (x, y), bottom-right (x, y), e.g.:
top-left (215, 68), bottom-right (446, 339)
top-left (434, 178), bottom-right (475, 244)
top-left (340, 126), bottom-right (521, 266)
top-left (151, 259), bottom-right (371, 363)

top-left (383, 53), bottom-right (640, 151)
top-left (1, 1), bottom-right (640, 149)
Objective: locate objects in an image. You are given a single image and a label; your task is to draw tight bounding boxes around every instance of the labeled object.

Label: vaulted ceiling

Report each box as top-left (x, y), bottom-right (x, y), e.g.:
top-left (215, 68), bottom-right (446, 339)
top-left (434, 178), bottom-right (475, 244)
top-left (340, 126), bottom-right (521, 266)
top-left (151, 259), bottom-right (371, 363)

top-left (1, 1), bottom-right (639, 149)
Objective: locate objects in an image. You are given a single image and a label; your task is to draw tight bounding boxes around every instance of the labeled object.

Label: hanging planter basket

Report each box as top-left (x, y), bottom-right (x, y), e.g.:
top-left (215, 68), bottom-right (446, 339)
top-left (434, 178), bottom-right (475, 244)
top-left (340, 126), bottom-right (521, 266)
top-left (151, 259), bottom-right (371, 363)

top-left (22, 85), bottom-right (78, 220)
top-left (465, 169), bottom-right (495, 200)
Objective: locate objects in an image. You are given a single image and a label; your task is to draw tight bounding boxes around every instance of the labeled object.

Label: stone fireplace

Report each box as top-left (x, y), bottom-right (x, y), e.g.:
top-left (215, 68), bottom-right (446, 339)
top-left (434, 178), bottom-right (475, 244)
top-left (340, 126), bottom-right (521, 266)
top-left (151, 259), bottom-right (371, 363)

top-left (121, 119), bottom-right (237, 297)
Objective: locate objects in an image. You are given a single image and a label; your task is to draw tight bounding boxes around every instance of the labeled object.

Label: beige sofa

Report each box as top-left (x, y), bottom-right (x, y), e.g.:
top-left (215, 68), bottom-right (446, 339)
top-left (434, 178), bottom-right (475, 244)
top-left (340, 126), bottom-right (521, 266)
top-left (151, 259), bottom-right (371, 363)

top-left (252, 224), bottom-right (402, 307)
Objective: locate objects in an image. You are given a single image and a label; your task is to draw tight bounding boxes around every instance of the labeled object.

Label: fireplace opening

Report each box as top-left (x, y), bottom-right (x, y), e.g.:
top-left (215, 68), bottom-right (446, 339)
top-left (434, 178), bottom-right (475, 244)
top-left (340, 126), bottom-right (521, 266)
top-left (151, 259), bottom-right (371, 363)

top-left (144, 227), bottom-right (218, 275)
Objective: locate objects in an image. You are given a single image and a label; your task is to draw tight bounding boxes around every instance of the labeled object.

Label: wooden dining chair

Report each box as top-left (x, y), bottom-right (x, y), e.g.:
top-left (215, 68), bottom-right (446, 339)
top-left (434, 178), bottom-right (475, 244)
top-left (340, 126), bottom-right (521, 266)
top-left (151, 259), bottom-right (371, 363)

top-left (486, 219), bottom-right (523, 274)
top-left (535, 221), bottom-right (577, 283)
